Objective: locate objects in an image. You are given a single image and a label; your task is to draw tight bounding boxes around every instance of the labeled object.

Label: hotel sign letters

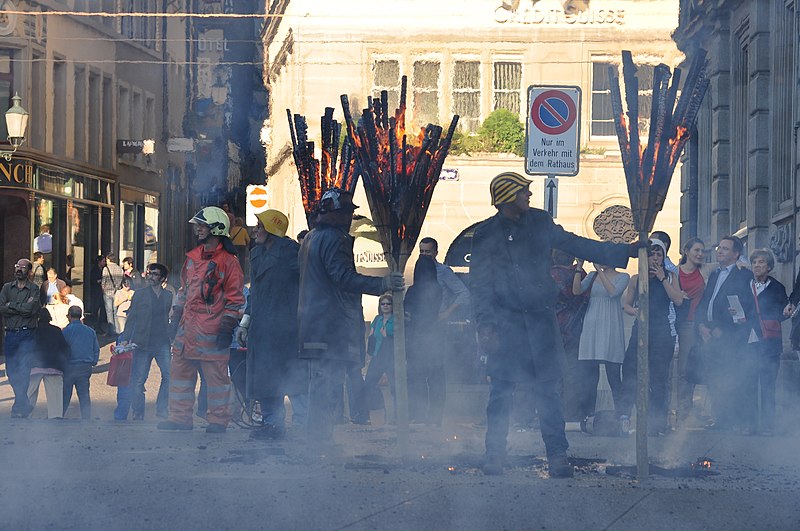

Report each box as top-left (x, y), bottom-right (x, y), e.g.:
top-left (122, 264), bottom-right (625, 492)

top-left (0, 158), bottom-right (34, 187)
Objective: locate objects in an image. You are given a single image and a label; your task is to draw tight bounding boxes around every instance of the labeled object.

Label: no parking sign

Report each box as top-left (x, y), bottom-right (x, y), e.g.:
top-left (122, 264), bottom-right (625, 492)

top-left (526, 86), bottom-right (581, 177)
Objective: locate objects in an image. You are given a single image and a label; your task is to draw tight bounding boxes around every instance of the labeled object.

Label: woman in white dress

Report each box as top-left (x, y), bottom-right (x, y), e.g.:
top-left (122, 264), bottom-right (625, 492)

top-left (574, 261), bottom-right (630, 418)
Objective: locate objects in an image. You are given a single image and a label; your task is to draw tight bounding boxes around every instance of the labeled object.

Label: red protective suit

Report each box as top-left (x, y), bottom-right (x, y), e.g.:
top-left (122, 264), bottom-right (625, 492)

top-left (167, 242), bottom-right (245, 427)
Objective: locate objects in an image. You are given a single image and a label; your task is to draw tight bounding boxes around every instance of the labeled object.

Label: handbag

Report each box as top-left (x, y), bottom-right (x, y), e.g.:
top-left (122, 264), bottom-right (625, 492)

top-left (752, 283), bottom-right (782, 340)
top-left (107, 347), bottom-right (133, 387)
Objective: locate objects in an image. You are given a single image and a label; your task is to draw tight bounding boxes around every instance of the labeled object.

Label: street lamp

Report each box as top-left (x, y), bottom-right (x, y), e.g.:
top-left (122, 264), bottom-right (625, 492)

top-left (2, 92), bottom-right (29, 161)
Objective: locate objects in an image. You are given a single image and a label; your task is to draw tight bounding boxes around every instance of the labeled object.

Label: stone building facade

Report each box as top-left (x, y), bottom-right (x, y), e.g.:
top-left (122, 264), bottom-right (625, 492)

top-left (262, 0), bottom-right (684, 278)
top-left (674, 0), bottom-right (799, 287)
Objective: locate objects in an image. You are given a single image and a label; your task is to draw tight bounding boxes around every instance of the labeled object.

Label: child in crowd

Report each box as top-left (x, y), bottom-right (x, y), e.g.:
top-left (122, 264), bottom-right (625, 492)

top-left (62, 306), bottom-right (100, 420)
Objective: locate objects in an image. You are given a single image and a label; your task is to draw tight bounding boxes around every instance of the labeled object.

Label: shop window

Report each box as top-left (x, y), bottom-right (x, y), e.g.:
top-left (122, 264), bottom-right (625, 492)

top-left (144, 205), bottom-right (159, 265)
top-left (121, 202), bottom-right (136, 260)
top-left (452, 61), bottom-right (481, 133)
top-left (372, 59), bottom-right (401, 113)
top-left (493, 61), bottom-right (521, 117)
top-left (413, 60), bottom-right (440, 126)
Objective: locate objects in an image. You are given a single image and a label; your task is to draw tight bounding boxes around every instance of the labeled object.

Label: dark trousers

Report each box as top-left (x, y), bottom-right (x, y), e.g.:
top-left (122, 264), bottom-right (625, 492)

top-left (740, 344), bottom-right (781, 431)
top-left (63, 362), bottom-right (93, 419)
top-left (307, 358), bottom-right (348, 444)
top-left (3, 329), bottom-right (35, 417)
top-left (485, 376), bottom-right (568, 460)
top-left (365, 352), bottom-right (395, 415)
top-left (704, 335), bottom-right (742, 429)
top-left (130, 345), bottom-right (171, 419)
top-left (562, 338), bottom-right (593, 422)
top-left (408, 364), bottom-right (446, 425)
top-left (621, 330), bottom-right (674, 430)
top-left (576, 361), bottom-right (623, 418)
top-left (345, 362), bottom-right (369, 423)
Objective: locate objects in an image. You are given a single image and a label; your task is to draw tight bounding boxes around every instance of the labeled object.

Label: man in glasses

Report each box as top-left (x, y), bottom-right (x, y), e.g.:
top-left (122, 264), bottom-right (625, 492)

top-left (121, 263), bottom-right (173, 420)
top-left (0, 259), bottom-right (41, 418)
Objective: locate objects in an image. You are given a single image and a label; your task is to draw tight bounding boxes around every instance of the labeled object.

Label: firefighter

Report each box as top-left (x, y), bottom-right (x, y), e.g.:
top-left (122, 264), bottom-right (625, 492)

top-left (158, 206), bottom-right (245, 433)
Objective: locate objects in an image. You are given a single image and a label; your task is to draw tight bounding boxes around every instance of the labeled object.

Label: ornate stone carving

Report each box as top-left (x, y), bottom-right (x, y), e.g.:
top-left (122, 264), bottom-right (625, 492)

top-left (769, 222), bottom-right (793, 263)
top-left (593, 205), bottom-right (637, 243)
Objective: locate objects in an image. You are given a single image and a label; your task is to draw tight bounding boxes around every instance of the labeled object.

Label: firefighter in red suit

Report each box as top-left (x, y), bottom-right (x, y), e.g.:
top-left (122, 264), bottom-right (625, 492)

top-left (158, 206), bottom-right (245, 433)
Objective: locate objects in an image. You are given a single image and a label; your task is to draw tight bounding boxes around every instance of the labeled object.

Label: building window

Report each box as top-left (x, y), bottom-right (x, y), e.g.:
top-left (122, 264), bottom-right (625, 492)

top-left (771, 1), bottom-right (795, 206)
top-left (145, 95), bottom-right (155, 140)
top-left (591, 61), bottom-right (655, 138)
top-left (88, 72), bottom-right (101, 164)
top-left (413, 60), bottom-right (440, 127)
top-left (132, 91), bottom-right (143, 140)
top-left (74, 66), bottom-right (86, 161)
top-left (53, 60), bottom-right (67, 156)
top-left (120, 0), bottom-right (157, 49)
top-left (102, 77), bottom-right (113, 168)
top-left (493, 61), bottom-right (521, 117)
top-left (0, 49), bottom-right (14, 142)
top-left (29, 52), bottom-right (45, 150)
top-left (731, 38), bottom-right (748, 226)
top-left (372, 59), bottom-right (400, 114)
top-left (696, 96), bottom-right (712, 237)
top-left (118, 85), bottom-right (130, 139)
top-left (452, 60), bottom-right (481, 133)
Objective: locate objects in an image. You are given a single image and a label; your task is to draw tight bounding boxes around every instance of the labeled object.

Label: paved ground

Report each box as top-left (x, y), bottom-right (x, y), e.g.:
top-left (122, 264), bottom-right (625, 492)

top-left (2, 351), bottom-right (800, 530)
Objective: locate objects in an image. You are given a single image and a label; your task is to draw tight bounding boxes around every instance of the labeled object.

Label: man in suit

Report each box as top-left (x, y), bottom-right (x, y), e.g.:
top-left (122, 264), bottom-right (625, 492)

top-left (695, 235), bottom-right (754, 431)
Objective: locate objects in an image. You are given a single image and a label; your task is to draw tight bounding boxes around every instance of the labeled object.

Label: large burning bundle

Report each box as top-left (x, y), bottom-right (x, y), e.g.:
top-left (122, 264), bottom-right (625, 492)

top-left (608, 50), bottom-right (709, 478)
top-left (287, 107), bottom-right (359, 227)
top-left (609, 50), bottom-right (709, 233)
top-left (340, 76), bottom-right (458, 272)
top-left (340, 76), bottom-right (458, 458)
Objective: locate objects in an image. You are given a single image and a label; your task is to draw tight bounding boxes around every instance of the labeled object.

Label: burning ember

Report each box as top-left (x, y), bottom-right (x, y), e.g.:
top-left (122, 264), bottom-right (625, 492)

top-left (287, 107), bottom-right (359, 227)
top-left (340, 76), bottom-right (458, 270)
top-left (609, 50), bottom-right (709, 233)
top-left (691, 457), bottom-right (714, 471)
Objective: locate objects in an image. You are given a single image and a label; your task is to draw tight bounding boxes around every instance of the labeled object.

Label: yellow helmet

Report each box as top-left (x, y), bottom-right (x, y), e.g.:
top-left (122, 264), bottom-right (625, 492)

top-left (189, 206), bottom-right (230, 237)
top-left (255, 209), bottom-right (289, 238)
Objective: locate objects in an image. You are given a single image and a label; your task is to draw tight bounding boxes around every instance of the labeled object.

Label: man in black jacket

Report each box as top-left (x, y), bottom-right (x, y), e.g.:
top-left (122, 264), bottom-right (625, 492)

top-left (694, 235), bottom-right (754, 431)
top-left (298, 189), bottom-right (403, 446)
top-left (123, 263), bottom-right (173, 420)
top-left (470, 173), bottom-right (638, 477)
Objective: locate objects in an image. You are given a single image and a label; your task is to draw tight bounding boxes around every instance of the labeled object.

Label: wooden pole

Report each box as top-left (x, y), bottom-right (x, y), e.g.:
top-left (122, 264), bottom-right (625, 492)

top-left (390, 258), bottom-right (410, 460)
top-left (636, 230), bottom-right (650, 478)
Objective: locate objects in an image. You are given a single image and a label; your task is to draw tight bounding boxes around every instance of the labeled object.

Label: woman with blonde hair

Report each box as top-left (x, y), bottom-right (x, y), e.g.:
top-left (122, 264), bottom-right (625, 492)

top-left (364, 293), bottom-right (396, 423)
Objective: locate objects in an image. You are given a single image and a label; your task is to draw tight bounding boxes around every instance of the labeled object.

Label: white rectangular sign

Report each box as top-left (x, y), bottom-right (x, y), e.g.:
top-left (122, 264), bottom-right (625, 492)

top-left (526, 85), bottom-right (581, 176)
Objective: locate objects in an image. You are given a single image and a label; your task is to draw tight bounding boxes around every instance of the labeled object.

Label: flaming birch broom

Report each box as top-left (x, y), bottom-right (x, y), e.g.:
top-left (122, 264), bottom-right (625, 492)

top-left (609, 50), bottom-right (709, 477)
top-left (341, 77), bottom-right (458, 457)
top-left (287, 106), bottom-right (359, 227)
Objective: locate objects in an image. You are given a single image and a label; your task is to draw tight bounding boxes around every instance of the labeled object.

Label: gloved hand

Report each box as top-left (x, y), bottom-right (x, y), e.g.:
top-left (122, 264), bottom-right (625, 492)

top-left (216, 315), bottom-right (238, 350)
top-left (627, 239), bottom-right (649, 257)
top-left (235, 315), bottom-right (250, 347)
top-left (382, 272), bottom-right (405, 292)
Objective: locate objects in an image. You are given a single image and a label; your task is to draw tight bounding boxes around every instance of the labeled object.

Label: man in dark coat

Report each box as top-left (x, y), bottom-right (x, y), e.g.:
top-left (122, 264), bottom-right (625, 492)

top-left (470, 172), bottom-right (638, 477)
top-left (694, 235), bottom-right (754, 431)
top-left (298, 189), bottom-right (404, 446)
top-left (124, 262), bottom-right (173, 420)
top-left (237, 209), bottom-right (306, 440)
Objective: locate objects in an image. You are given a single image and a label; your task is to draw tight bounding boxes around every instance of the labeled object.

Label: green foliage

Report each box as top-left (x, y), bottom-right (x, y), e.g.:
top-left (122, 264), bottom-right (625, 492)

top-left (449, 109), bottom-right (525, 157)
